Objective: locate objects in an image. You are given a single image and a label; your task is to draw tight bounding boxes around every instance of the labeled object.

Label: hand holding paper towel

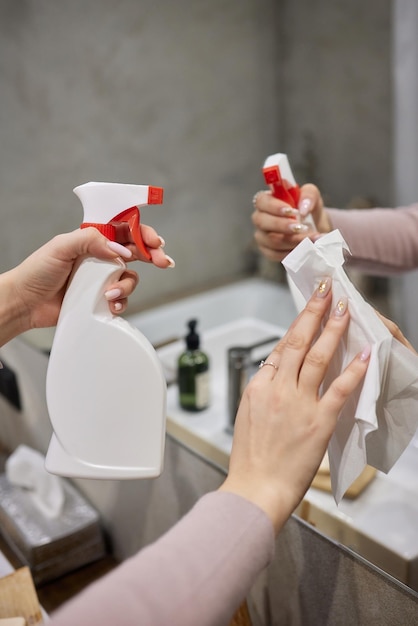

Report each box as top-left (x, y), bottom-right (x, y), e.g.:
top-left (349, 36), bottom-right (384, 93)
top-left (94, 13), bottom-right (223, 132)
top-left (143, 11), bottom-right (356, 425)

top-left (283, 230), bottom-right (418, 502)
top-left (6, 445), bottom-right (65, 518)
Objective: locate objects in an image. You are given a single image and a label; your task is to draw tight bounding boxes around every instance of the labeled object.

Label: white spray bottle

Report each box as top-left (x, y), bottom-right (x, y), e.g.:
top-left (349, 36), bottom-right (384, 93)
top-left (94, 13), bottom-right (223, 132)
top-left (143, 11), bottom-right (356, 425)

top-left (45, 182), bottom-right (167, 479)
top-left (262, 153), bottom-right (315, 310)
top-left (262, 153), bottom-right (315, 229)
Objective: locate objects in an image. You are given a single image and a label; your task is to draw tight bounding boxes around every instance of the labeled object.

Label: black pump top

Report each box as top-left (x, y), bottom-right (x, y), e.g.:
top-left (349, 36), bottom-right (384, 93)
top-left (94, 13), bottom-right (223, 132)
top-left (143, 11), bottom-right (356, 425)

top-left (185, 319), bottom-right (200, 350)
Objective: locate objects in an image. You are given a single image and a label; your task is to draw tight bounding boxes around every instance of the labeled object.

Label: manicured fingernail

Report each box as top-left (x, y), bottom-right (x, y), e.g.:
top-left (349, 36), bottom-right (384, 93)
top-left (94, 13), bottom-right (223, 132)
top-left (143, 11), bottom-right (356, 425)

top-left (159, 236), bottom-right (166, 248)
top-left (107, 241), bottom-right (133, 259)
top-left (316, 277), bottom-right (331, 298)
top-left (299, 198), bottom-right (312, 217)
top-left (281, 206), bottom-right (299, 217)
top-left (252, 190), bottom-right (266, 208)
top-left (114, 301), bottom-right (123, 312)
top-left (105, 288), bottom-right (122, 301)
top-left (165, 255), bottom-right (176, 268)
top-left (360, 344), bottom-right (371, 362)
top-left (288, 222), bottom-right (309, 233)
top-left (333, 297), bottom-right (348, 317)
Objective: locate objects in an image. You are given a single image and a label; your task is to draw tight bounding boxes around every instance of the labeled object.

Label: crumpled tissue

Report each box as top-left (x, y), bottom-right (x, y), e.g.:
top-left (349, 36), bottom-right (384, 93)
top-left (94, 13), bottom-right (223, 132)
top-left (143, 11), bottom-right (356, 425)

top-left (6, 444), bottom-right (65, 518)
top-left (282, 230), bottom-right (418, 503)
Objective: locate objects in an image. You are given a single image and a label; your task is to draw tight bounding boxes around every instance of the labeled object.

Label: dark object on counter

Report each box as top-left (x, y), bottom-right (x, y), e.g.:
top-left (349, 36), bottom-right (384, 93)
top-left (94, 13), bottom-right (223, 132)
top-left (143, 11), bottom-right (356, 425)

top-left (178, 319), bottom-right (210, 412)
top-left (0, 360), bottom-right (21, 411)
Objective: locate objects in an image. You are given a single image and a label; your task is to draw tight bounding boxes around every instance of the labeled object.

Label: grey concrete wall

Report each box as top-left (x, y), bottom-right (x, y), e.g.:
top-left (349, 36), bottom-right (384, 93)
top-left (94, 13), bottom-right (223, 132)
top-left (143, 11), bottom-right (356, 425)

top-left (0, 0), bottom-right (392, 312)
top-left (277, 0), bottom-right (392, 209)
top-left (0, 0), bottom-right (280, 310)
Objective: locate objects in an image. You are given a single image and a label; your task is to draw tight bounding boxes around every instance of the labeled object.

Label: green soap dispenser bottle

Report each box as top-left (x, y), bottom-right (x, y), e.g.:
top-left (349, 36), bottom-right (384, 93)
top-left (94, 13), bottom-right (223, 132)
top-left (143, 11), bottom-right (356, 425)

top-left (178, 319), bottom-right (210, 411)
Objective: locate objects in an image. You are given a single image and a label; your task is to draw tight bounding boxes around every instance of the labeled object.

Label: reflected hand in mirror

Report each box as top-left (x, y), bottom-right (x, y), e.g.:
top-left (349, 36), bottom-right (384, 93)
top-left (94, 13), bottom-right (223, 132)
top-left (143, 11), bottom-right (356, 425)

top-left (376, 310), bottom-right (418, 355)
top-left (252, 184), bottom-right (332, 263)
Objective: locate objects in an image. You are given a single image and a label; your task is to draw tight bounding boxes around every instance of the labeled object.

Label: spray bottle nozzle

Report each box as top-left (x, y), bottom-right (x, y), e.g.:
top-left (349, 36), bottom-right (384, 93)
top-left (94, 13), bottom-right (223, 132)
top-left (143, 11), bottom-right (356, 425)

top-left (263, 166), bottom-right (300, 208)
top-left (148, 186), bottom-right (164, 204)
top-left (76, 183), bottom-right (164, 261)
top-left (262, 154), bottom-right (300, 209)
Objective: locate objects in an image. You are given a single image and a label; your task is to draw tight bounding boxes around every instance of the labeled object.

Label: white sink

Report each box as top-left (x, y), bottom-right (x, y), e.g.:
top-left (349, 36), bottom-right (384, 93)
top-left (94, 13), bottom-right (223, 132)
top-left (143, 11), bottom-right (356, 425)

top-left (127, 277), bottom-right (297, 347)
top-left (128, 277), bottom-right (294, 468)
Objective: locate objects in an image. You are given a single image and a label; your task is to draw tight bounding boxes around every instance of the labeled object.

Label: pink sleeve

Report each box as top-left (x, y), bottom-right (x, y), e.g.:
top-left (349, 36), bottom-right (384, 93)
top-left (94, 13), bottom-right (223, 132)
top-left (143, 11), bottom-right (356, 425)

top-left (49, 492), bottom-right (275, 626)
top-left (327, 204), bottom-right (418, 275)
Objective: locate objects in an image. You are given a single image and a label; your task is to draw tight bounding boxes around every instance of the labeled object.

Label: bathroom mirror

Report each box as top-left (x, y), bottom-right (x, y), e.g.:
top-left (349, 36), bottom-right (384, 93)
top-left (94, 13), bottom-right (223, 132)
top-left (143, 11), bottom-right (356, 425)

top-left (1, 0), bottom-right (417, 597)
top-left (262, 0), bottom-right (418, 595)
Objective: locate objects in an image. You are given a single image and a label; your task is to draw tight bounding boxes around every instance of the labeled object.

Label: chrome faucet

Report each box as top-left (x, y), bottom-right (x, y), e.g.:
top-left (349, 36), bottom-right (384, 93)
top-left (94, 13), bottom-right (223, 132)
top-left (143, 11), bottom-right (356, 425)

top-left (227, 336), bottom-right (281, 433)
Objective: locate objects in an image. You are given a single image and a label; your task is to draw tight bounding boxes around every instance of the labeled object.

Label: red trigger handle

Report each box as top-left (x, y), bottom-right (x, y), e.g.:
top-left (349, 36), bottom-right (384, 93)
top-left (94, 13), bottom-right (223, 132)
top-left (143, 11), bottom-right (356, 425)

top-left (81, 207), bottom-right (150, 260)
top-left (112, 206), bottom-right (151, 260)
top-left (263, 165), bottom-right (301, 209)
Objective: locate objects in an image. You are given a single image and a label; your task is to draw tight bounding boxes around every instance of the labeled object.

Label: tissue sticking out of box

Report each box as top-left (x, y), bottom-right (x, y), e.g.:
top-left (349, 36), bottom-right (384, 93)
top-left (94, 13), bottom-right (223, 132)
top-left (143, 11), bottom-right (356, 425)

top-left (0, 456), bottom-right (106, 585)
top-left (5, 445), bottom-right (65, 519)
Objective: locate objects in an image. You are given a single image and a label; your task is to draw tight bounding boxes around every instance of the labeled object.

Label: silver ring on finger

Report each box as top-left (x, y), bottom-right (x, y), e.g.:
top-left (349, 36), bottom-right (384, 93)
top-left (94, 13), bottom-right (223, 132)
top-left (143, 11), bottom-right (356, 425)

top-left (259, 360), bottom-right (279, 371)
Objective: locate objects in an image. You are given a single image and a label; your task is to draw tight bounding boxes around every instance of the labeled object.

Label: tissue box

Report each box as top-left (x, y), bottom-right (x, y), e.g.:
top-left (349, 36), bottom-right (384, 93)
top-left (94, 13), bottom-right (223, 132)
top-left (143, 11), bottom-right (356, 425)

top-left (0, 474), bottom-right (106, 584)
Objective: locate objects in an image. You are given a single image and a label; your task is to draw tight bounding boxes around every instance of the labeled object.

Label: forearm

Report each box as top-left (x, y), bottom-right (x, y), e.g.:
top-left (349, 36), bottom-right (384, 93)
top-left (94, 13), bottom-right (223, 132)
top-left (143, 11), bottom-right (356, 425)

top-left (327, 205), bottom-right (418, 275)
top-left (50, 492), bottom-right (274, 626)
top-left (0, 269), bottom-right (29, 346)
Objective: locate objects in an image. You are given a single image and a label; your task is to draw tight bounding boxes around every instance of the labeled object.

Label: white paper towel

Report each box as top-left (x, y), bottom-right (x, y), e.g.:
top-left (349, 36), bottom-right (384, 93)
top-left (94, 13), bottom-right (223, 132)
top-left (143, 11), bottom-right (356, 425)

top-left (283, 230), bottom-right (418, 502)
top-left (5, 444), bottom-right (65, 518)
